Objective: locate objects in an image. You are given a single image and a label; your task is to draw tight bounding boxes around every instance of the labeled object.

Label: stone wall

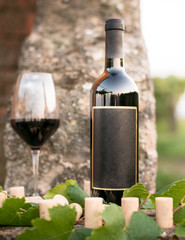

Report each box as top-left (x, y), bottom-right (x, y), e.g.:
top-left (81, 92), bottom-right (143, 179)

top-left (3, 0), bottom-right (157, 195)
top-left (0, 0), bottom-right (36, 185)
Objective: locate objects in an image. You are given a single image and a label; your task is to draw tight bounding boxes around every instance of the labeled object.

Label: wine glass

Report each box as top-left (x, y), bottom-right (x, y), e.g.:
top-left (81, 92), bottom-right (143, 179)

top-left (10, 72), bottom-right (60, 196)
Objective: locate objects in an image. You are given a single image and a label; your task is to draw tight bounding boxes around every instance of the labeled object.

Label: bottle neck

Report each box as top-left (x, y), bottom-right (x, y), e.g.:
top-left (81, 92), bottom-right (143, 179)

top-left (105, 29), bottom-right (124, 70)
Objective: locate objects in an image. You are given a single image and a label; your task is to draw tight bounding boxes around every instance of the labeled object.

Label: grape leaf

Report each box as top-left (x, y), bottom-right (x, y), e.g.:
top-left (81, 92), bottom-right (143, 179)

top-left (43, 179), bottom-right (77, 202)
top-left (0, 198), bottom-right (39, 226)
top-left (175, 220), bottom-right (185, 238)
top-left (87, 203), bottom-right (126, 240)
top-left (156, 182), bottom-right (174, 194)
top-left (87, 204), bottom-right (162, 240)
top-left (20, 205), bottom-right (39, 226)
top-left (140, 199), bottom-right (154, 209)
top-left (126, 211), bottom-right (162, 240)
top-left (174, 207), bottom-right (185, 223)
top-left (87, 226), bottom-right (128, 240)
top-left (17, 205), bottom-right (76, 240)
top-left (67, 184), bottom-right (89, 208)
top-left (123, 183), bottom-right (155, 204)
top-left (123, 180), bottom-right (185, 209)
top-left (69, 228), bottom-right (92, 240)
top-left (101, 203), bottom-right (125, 229)
top-left (160, 179), bottom-right (185, 208)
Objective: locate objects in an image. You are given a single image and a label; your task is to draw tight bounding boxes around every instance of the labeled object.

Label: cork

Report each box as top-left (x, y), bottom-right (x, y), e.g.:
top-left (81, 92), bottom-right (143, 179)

top-left (39, 199), bottom-right (58, 220)
top-left (0, 192), bottom-right (7, 207)
top-left (70, 203), bottom-right (83, 221)
top-left (85, 197), bottom-right (103, 228)
top-left (83, 180), bottom-right (91, 196)
top-left (121, 197), bottom-right (139, 226)
top-left (9, 186), bottom-right (25, 198)
top-left (155, 197), bottom-right (173, 228)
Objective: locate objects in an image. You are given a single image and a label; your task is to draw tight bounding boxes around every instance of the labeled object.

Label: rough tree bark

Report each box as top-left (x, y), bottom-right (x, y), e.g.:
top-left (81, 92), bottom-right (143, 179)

top-left (3, 0), bottom-right (157, 195)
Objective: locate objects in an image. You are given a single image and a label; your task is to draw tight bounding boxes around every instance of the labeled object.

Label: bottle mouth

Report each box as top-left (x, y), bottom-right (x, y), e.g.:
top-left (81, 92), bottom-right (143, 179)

top-left (105, 19), bottom-right (125, 31)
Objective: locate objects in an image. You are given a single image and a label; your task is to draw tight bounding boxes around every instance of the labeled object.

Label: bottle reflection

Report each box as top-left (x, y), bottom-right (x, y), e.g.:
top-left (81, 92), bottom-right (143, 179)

top-left (96, 91), bottom-right (138, 107)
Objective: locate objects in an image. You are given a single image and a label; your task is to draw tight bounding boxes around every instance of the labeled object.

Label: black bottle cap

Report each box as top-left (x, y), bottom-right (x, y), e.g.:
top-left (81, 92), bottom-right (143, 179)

top-left (105, 19), bottom-right (125, 31)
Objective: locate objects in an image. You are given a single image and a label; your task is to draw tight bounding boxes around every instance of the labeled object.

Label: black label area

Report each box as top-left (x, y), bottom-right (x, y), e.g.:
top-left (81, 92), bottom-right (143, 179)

top-left (92, 106), bottom-right (137, 190)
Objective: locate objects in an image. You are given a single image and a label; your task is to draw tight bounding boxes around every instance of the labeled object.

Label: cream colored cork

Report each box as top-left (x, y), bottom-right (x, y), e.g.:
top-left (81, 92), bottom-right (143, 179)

top-left (70, 203), bottom-right (83, 221)
top-left (121, 197), bottom-right (139, 226)
top-left (9, 186), bottom-right (25, 198)
top-left (155, 197), bottom-right (173, 229)
top-left (83, 180), bottom-right (91, 196)
top-left (85, 197), bottom-right (103, 229)
top-left (0, 192), bottom-right (7, 207)
top-left (39, 199), bottom-right (58, 220)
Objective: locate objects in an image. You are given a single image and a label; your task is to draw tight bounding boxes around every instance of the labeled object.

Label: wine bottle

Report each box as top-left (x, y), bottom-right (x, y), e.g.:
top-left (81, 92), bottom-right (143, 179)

top-left (90, 19), bottom-right (139, 205)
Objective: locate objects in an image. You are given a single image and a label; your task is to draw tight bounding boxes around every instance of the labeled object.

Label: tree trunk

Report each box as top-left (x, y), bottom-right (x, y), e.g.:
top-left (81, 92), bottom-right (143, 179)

top-left (3, 0), bottom-right (157, 194)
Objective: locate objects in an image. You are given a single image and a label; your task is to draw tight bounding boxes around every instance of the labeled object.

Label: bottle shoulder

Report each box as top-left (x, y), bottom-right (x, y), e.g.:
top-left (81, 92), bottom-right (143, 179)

top-left (91, 68), bottom-right (138, 95)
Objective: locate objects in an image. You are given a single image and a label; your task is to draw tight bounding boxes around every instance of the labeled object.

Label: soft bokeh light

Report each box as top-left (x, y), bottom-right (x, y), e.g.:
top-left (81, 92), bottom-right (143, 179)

top-left (141, 0), bottom-right (185, 189)
top-left (140, 0), bottom-right (185, 77)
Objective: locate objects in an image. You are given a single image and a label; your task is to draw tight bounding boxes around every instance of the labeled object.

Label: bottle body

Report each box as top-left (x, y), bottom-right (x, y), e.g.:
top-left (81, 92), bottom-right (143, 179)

top-left (90, 19), bottom-right (139, 205)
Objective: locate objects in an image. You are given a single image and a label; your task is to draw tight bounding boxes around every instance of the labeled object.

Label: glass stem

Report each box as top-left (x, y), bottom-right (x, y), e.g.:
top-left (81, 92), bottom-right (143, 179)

top-left (31, 149), bottom-right (40, 196)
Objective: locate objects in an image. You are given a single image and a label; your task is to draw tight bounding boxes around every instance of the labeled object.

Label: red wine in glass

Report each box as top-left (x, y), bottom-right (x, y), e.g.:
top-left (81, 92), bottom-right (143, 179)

top-left (11, 119), bottom-right (60, 149)
top-left (10, 72), bottom-right (60, 195)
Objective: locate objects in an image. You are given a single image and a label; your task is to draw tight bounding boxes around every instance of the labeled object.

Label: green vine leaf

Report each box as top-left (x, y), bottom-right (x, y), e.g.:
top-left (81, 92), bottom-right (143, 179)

top-left (0, 198), bottom-right (39, 226)
top-left (69, 229), bottom-right (92, 240)
top-left (17, 205), bottom-right (76, 240)
top-left (140, 199), bottom-right (154, 209)
top-left (175, 220), bottom-right (185, 238)
top-left (101, 203), bottom-right (125, 229)
top-left (174, 207), bottom-right (185, 223)
top-left (123, 183), bottom-right (155, 205)
top-left (126, 211), bottom-right (162, 240)
top-left (44, 179), bottom-right (89, 208)
top-left (87, 203), bottom-right (126, 240)
top-left (43, 179), bottom-right (77, 202)
top-left (156, 182), bottom-right (174, 194)
top-left (124, 180), bottom-right (185, 209)
top-left (67, 184), bottom-right (89, 208)
top-left (1, 179), bottom-right (185, 240)
top-left (159, 179), bottom-right (185, 208)
top-left (87, 204), bottom-right (162, 240)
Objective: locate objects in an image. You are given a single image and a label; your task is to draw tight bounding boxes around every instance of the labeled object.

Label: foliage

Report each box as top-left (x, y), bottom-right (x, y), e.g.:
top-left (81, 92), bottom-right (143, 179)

top-left (18, 203), bottom-right (162, 240)
top-left (123, 179), bottom-right (185, 209)
top-left (44, 179), bottom-right (89, 208)
top-left (43, 179), bottom-right (77, 202)
top-left (17, 205), bottom-right (77, 240)
top-left (157, 120), bottom-right (185, 158)
top-left (126, 211), bottom-right (162, 240)
top-left (156, 120), bottom-right (185, 191)
top-left (1, 179), bottom-right (185, 238)
top-left (154, 76), bottom-right (185, 191)
top-left (175, 220), bottom-right (185, 238)
top-left (67, 184), bottom-right (89, 208)
top-left (156, 179), bottom-right (185, 208)
top-left (174, 207), bottom-right (185, 224)
top-left (87, 204), bottom-right (126, 240)
top-left (0, 198), bottom-right (39, 226)
top-left (154, 76), bottom-right (185, 130)
top-left (123, 183), bottom-right (155, 204)
top-left (88, 204), bottom-right (162, 240)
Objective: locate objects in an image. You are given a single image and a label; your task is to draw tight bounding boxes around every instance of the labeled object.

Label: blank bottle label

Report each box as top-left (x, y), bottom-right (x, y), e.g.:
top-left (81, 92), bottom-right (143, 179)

top-left (92, 106), bottom-right (137, 190)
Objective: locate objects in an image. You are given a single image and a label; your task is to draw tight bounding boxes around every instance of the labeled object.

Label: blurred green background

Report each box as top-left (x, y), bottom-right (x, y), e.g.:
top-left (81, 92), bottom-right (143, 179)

top-left (154, 76), bottom-right (185, 191)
